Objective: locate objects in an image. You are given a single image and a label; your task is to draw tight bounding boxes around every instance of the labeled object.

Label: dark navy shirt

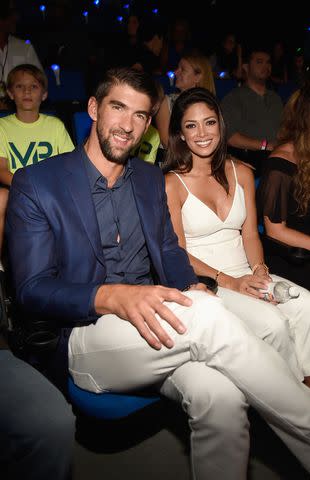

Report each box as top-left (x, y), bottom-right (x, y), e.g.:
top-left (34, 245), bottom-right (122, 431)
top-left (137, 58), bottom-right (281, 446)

top-left (83, 150), bottom-right (153, 289)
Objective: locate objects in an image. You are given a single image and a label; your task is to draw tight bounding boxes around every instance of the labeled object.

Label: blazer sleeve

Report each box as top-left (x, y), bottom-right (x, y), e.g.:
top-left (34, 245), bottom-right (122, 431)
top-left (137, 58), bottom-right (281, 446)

top-left (6, 168), bottom-right (98, 322)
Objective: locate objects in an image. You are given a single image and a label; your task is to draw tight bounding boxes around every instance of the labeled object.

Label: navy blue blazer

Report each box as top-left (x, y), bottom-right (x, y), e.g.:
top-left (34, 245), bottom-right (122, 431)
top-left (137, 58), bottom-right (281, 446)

top-left (6, 147), bottom-right (197, 388)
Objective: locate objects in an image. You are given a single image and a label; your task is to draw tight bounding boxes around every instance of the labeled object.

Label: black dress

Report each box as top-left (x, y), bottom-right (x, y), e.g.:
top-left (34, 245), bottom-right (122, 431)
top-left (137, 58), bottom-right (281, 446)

top-left (256, 156), bottom-right (310, 289)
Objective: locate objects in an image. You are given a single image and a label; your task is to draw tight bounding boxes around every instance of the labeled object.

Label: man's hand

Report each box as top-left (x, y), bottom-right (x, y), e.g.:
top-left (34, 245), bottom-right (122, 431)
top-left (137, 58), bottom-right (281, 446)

top-left (94, 284), bottom-right (193, 350)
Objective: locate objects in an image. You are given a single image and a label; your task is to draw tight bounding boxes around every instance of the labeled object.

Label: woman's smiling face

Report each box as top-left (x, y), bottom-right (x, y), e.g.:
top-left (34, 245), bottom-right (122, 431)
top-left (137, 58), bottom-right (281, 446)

top-left (181, 102), bottom-right (220, 159)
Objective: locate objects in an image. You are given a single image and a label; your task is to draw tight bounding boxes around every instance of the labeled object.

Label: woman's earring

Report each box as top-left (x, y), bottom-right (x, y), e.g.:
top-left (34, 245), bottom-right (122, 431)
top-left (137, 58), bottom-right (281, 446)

top-left (181, 134), bottom-right (185, 141)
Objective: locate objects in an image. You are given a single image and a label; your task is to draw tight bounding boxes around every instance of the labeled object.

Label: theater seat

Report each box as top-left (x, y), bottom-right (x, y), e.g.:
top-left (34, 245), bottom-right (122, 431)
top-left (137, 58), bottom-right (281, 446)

top-left (0, 269), bottom-right (163, 425)
top-left (45, 68), bottom-right (87, 104)
top-left (72, 111), bottom-right (92, 145)
top-left (68, 376), bottom-right (161, 420)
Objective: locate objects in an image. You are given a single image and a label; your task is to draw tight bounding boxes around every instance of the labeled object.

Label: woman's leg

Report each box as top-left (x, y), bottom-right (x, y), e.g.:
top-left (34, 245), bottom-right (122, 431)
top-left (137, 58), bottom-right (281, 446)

top-left (271, 274), bottom-right (310, 381)
top-left (217, 286), bottom-right (303, 380)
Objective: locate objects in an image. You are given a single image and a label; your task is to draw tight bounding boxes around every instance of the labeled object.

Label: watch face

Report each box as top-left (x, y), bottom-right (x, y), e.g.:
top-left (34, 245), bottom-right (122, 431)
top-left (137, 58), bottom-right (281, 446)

top-left (0, 81), bottom-right (6, 99)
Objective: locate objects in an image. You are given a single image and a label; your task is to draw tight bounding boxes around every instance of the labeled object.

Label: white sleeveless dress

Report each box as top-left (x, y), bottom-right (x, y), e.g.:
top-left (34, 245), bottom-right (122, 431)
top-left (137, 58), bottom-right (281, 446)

top-left (173, 161), bottom-right (251, 277)
top-left (172, 162), bottom-right (310, 379)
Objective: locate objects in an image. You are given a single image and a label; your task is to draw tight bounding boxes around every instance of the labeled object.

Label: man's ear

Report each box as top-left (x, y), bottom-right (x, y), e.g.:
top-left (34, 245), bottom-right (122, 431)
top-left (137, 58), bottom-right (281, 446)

top-left (242, 63), bottom-right (248, 76)
top-left (144, 115), bottom-right (152, 133)
top-left (88, 97), bottom-right (98, 122)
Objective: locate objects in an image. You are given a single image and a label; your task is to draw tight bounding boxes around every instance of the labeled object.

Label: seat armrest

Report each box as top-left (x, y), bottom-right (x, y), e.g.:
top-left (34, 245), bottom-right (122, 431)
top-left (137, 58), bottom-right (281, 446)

top-left (262, 235), bottom-right (310, 266)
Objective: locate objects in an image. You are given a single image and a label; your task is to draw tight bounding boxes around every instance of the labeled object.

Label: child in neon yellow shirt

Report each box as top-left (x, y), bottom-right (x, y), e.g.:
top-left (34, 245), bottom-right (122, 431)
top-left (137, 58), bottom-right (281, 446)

top-left (0, 64), bottom-right (74, 253)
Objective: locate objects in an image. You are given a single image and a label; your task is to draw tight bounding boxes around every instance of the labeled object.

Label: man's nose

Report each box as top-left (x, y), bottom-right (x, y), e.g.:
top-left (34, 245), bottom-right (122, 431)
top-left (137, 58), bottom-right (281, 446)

top-left (121, 114), bottom-right (134, 133)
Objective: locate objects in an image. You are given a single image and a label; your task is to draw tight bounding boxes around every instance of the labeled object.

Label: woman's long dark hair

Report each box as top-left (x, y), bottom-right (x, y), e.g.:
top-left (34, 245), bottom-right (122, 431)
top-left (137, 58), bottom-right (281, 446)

top-left (163, 87), bottom-right (229, 193)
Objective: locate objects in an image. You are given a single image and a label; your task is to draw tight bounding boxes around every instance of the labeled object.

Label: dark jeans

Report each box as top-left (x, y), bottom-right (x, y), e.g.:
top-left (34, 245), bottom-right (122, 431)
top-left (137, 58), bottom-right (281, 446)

top-left (0, 349), bottom-right (75, 480)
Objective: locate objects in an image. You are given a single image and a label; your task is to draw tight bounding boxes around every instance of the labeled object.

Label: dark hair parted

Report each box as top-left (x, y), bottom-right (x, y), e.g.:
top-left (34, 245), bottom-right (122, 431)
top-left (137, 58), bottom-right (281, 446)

top-left (94, 67), bottom-right (160, 116)
top-left (163, 87), bottom-right (229, 193)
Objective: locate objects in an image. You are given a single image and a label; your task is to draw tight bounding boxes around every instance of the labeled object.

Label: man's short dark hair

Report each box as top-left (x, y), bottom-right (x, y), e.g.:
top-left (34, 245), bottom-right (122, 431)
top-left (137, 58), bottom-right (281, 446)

top-left (244, 45), bottom-right (271, 63)
top-left (94, 67), bottom-right (161, 116)
top-left (137, 15), bottom-right (166, 44)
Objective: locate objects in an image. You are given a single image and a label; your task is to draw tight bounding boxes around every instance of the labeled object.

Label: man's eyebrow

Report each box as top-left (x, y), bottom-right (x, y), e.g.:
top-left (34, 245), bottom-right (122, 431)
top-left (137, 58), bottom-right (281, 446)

top-left (109, 100), bottom-right (126, 108)
top-left (135, 109), bottom-right (150, 117)
top-left (109, 100), bottom-right (150, 117)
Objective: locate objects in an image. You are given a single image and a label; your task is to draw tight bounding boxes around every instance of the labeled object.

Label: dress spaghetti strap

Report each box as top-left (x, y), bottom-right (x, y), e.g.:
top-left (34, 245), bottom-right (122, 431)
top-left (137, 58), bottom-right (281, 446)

top-left (230, 159), bottom-right (238, 183)
top-left (171, 171), bottom-right (191, 194)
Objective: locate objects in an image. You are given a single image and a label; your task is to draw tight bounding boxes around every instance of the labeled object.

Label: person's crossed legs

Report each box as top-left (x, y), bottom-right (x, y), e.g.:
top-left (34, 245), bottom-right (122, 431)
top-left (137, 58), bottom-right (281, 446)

top-left (69, 290), bottom-right (310, 478)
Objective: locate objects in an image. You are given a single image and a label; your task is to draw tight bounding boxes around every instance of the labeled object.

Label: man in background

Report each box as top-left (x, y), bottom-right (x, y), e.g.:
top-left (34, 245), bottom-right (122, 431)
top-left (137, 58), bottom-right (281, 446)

top-left (0, 0), bottom-right (42, 107)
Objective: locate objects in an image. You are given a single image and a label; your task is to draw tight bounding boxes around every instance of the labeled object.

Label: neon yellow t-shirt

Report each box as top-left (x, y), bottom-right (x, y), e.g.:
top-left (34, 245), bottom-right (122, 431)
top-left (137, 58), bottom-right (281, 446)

top-left (0, 114), bottom-right (74, 173)
top-left (132, 124), bottom-right (160, 164)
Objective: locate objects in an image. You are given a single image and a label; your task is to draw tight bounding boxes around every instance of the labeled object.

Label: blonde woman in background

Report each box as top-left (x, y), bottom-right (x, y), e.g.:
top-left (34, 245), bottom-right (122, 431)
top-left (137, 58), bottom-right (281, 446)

top-left (155, 48), bottom-right (215, 149)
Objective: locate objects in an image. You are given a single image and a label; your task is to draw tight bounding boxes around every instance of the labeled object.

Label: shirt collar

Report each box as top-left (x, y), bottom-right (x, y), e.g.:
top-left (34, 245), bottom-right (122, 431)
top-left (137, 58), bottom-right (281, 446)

top-left (82, 146), bottom-right (133, 191)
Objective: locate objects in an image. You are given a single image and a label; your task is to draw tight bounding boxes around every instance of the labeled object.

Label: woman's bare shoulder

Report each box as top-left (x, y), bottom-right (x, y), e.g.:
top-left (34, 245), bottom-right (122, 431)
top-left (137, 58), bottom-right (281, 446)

top-left (165, 171), bottom-right (180, 190)
top-left (226, 157), bottom-right (255, 188)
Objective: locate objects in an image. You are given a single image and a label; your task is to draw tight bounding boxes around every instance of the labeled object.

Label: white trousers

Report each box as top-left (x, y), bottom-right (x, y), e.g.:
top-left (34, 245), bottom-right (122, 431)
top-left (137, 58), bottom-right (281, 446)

top-left (69, 291), bottom-right (310, 479)
top-left (218, 273), bottom-right (310, 378)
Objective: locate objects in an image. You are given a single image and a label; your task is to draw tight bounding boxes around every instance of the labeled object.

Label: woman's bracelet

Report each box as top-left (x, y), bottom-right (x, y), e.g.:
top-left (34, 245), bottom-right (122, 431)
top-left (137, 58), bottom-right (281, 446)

top-left (252, 262), bottom-right (269, 275)
top-left (215, 270), bottom-right (222, 282)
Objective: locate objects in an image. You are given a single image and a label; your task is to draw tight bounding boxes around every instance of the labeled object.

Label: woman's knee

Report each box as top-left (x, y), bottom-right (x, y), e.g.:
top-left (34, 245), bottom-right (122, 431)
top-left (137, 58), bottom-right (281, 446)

top-left (261, 308), bottom-right (290, 344)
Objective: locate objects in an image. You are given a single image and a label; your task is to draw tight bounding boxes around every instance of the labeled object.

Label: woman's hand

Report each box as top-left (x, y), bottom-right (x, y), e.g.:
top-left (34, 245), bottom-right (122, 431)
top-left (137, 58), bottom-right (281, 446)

top-left (227, 274), bottom-right (270, 299)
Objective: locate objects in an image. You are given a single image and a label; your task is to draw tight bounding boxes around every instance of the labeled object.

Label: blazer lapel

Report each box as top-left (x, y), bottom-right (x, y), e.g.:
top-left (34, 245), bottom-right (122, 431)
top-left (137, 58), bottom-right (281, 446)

top-left (130, 161), bottom-right (165, 280)
top-left (64, 151), bottom-right (105, 266)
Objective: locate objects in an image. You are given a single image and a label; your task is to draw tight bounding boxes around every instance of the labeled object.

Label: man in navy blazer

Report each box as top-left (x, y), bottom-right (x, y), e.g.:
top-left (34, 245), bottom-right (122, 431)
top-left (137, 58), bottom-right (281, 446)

top-left (6, 68), bottom-right (310, 479)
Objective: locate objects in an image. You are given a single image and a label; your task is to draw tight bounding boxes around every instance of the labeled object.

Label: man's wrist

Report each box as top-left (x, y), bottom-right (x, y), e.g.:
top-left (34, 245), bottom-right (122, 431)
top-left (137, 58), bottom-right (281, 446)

top-left (183, 283), bottom-right (207, 292)
top-left (182, 283), bottom-right (198, 292)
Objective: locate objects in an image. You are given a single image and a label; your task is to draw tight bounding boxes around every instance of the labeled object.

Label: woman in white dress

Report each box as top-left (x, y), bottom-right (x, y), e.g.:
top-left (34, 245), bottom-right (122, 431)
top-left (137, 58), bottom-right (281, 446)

top-left (164, 86), bottom-right (310, 387)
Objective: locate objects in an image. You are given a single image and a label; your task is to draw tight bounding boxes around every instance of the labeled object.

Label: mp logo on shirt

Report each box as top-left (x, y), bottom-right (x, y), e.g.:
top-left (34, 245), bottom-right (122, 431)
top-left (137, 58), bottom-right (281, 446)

top-left (9, 141), bottom-right (53, 169)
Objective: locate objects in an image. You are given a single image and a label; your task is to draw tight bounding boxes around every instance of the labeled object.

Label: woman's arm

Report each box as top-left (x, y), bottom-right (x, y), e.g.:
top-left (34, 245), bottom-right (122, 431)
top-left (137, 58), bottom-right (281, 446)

top-left (238, 163), bottom-right (266, 269)
top-left (258, 159), bottom-right (310, 250)
top-left (264, 217), bottom-right (310, 250)
top-left (155, 96), bottom-right (171, 149)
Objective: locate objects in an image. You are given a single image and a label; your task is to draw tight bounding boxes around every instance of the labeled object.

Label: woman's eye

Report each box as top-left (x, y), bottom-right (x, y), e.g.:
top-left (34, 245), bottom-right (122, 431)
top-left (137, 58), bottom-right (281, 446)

top-left (185, 123), bottom-right (195, 129)
top-left (206, 120), bottom-right (216, 126)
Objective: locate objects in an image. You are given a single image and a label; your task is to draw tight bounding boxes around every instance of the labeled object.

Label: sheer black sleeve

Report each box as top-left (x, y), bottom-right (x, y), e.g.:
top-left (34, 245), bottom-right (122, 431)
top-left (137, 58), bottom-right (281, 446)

top-left (256, 165), bottom-right (293, 224)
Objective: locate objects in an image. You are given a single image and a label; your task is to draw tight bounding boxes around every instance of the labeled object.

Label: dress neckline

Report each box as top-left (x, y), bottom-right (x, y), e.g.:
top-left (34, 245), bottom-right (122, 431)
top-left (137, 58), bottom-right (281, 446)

top-left (175, 161), bottom-right (239, 223)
